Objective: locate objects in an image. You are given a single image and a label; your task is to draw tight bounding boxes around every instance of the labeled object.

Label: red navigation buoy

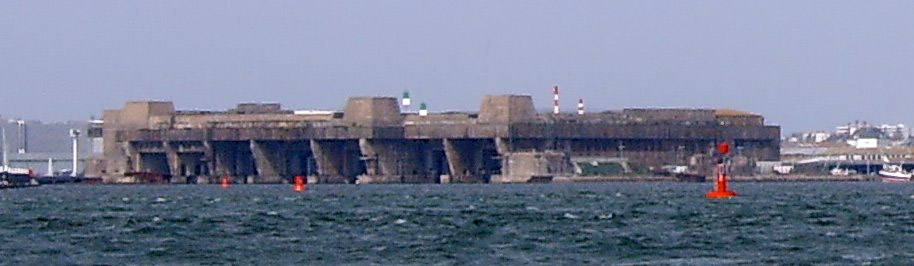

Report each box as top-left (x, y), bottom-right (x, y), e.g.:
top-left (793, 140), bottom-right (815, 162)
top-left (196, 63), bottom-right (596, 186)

top-left (294, 176), bottom-right (307, 192)
top-left (706, 163), bottom-right (737, 199)
top-left (221, 176), bottom-right (231, 188)
top-left (707, 142), bottom-right (737, 199)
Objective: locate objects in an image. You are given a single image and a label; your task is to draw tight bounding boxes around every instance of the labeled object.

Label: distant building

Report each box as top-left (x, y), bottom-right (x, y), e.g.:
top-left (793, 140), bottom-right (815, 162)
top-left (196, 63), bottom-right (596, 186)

top-left (791, 121), bottom-right (910, 148)
top-left (781, 121), bottom-right (914, 175)
top-left (878, 124), bottom-right (908, 140)
top-left (788, 131), bottom-right (831, 143)
top-left (849, 138), bottom-right (879, 149)
top-left (0, 117), bottom-right (90, 175)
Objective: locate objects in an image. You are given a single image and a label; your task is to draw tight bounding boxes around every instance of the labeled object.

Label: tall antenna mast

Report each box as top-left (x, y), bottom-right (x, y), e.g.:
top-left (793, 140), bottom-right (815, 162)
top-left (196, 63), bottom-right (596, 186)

top-left (1, 127), bottom-right (8, 167)
top-left (16, 120), bottom-right (26, 154)
top-left (70, 129), bottom-right (80, 177)
top-left (47, 158), bottom-right (54, 176)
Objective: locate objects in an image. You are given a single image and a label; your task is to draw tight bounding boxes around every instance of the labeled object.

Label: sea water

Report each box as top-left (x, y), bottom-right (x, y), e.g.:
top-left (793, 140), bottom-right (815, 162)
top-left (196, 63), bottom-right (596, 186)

top-left (1, 182), bottom-right (913, 265)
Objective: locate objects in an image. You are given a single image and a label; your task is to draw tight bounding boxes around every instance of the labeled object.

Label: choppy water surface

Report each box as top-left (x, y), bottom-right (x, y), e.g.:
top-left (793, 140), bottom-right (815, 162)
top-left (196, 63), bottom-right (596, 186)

top-left (2, 183), bottom-right (914, 265)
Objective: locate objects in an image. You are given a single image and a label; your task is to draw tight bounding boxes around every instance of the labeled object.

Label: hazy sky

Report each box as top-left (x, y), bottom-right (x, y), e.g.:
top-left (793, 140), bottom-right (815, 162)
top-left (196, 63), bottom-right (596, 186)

top-left (2, 1), bottom-right (913, 133)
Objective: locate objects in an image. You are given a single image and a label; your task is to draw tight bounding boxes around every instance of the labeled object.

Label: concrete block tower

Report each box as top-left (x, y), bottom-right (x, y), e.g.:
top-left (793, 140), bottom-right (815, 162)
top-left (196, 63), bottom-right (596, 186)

top-left (478, 95), bottom-right (537, 124)
top-left (343, 97), bottom-right (402, 127)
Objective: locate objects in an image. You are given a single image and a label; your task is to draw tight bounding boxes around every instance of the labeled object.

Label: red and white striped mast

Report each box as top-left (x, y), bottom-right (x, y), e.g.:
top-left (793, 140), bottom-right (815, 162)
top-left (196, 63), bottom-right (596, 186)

top-left (552, 85), bottom-right (560, 114)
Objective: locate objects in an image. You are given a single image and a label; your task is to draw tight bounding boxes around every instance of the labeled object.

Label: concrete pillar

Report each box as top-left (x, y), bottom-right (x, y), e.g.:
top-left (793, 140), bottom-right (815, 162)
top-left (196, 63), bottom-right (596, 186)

top-left (310, 140), bottom-right (350, 183)
top-left (213, 142), bottom-right (235, 177)
top-left (250, 140), bottom-right (286, 184)
top-left (443, 139), bottom-right (484, 183)
top-left (356, 139), bottom-right (427, 184)
top-left (443, 139), bottom-right (464, 177)
top-left (203, 141), bottom-right (215, 175)
top-left (495, 138), bottom-right (512, 176)
top-left (198, 141), bottom-right (215, 184)
top-left (310, 140), bottom-right (337, 177)
top-left (163, 141), bottom-right (182, 177)
top-left (357, 138), bottom-right (397, 183)
top-left (212, 141), bottom-right (254, 183)
top-left (124, 142), bottom-right (140, 174)
top-left (495, 138), bottom-right (511, 155)
top-left (358, 138), bottom-right (379, 176)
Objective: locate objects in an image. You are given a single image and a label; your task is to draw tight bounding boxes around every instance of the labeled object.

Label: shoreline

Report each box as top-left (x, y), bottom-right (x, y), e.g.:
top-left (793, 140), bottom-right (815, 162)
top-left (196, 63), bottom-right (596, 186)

top-left (58, 175), bottom-right (883, 186)
top-left (555, 175), bottom-right (880, 183)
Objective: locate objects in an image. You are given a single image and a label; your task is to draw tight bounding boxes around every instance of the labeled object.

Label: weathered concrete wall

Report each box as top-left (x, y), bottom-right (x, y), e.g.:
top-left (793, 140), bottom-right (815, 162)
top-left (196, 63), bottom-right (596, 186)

top-left (343, 97), bottom-right (402, 127)
top-left (357, 139), bottom-right (438, 184)
top-left (715, 109), bottom-right (765, 126)
top-left (442, 138), bottom-right (485, 183)
top-left (623, 108), bottom-right (716, 123)
top-left (150, 113), bottom-right (334, 129)
top-left (492, 151), bottom-right (570, 183)
top-left (249, 140), bottom-right (286, 183)
top-left (102, 102), bottom-right (175, 182)
top-left (120, 101), bottom-right (175, 129)
top-left (478, 95), bottom-right (537, 124)
top-left (310, 140), bottom-right (361, 183)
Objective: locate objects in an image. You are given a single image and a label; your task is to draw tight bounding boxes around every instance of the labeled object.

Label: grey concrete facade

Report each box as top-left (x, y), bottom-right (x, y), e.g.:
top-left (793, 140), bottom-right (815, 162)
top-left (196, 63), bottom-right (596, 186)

top-left (97, 95), bottom-right (780, 184)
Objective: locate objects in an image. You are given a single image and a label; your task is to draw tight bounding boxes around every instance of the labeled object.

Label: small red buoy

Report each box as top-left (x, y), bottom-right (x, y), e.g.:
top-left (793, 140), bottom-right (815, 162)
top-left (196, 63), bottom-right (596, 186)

top-left (221, 176), bottom-right (231, 188)
top-left (294, 176), bottom-right (307, 192)
top-left (707, 142), bottom-right (736, 199)
top-left (706, 163), bottom-right (736, 199)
